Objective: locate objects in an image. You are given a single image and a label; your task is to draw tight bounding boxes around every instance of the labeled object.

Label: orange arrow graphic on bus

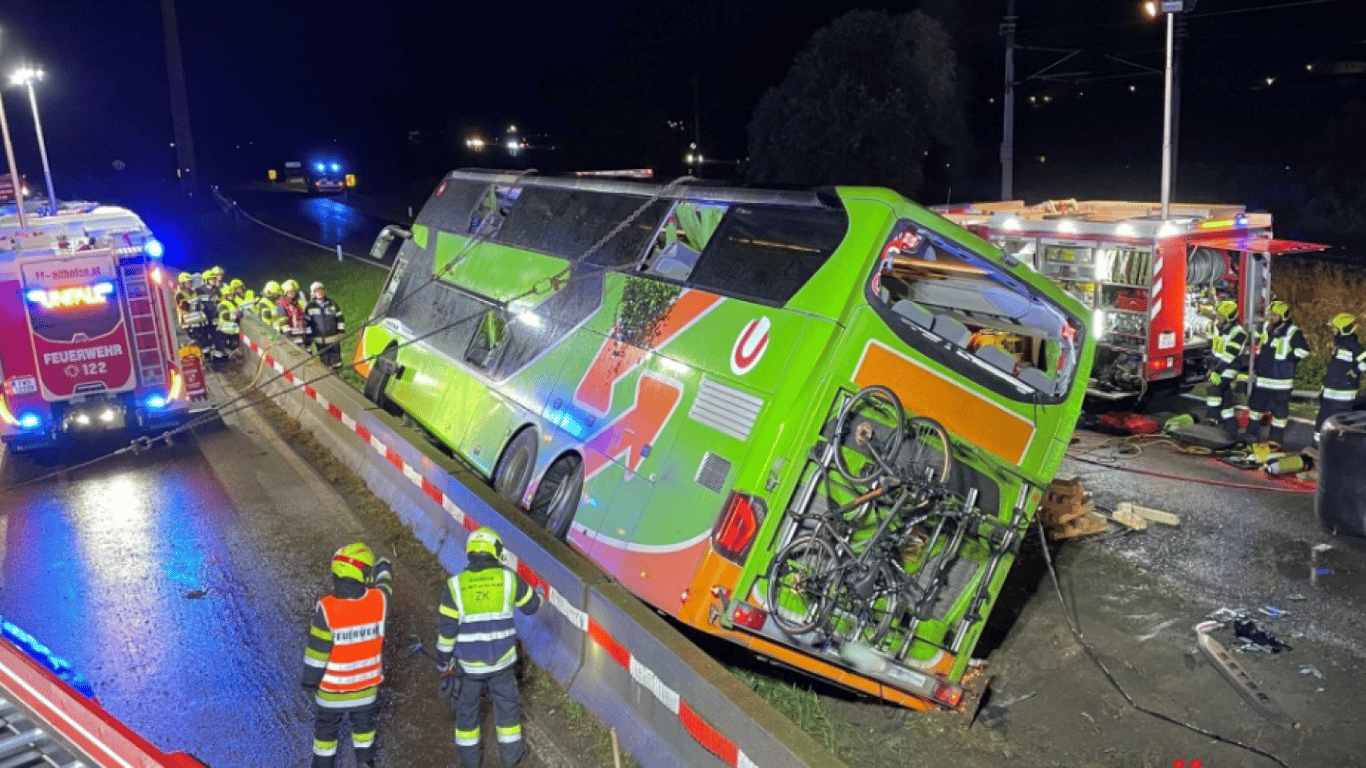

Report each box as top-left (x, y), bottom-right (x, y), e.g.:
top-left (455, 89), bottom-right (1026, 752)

top-left (583, 374), bottom-right (683, 480)
top-left (574, 289), bottom-right (720, 415)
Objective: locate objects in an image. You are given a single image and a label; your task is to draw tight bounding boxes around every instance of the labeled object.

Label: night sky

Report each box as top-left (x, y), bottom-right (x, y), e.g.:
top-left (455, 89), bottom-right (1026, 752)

top-left (0, 1), bottom-right (1361, 206)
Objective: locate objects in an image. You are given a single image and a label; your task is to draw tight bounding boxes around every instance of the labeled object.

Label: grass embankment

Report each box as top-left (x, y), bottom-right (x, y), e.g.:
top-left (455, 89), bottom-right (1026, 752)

top-left (173, 205), bottom-right (385, 389)
top-left (1272, 260), bottom-right (1366, 391)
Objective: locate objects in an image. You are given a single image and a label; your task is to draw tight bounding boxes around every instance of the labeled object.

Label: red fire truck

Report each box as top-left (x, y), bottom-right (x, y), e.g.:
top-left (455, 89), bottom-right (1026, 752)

top-left (936, 199), bottom-right (1327, 398)
top-left (0, 203), bottom-right (201, 452)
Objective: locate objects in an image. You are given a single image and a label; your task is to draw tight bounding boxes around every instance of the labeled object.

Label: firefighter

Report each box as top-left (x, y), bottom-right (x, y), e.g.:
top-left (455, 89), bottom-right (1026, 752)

top-left (237, 288), bottom-right (258, 316)
top-left (200, 266), bottom-right (225, 302)
top-left (1315, 312), bottom-right (1366, 445)
top-left (278, 278), bottom-right (308, 344)
top-left (1246, 300), bottom-right (1310, 445)
top-left (226, 277), bottom-right (248, 305)
top-left (1204, 299), bottom-right (1248, 437)
top-left (258, 280), bottom-right (284, 329)
top-left (305, 281), bottom-right (346, 369)
top-left (178, 272), bottom-right (214, 351)
top-left (302, 543), bottom-right (393, 768)
top-left (213, 291), bottom-right (242, 364)
top-left (436, 528), bottom-right (542, 768)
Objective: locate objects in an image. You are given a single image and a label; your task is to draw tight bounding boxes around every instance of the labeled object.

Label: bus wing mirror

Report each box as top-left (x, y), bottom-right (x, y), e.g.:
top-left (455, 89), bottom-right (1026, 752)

top-left (370, 225), bottom-right (411, 260)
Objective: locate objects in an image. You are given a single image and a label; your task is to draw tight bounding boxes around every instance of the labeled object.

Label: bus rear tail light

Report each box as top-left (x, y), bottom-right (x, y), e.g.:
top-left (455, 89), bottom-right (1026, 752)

top-left (933, 680), bottom-right (964, 708)
top-left (730, 601), bottom-right (767, 630)
top-left (711, 491), bottom-right (766, 564)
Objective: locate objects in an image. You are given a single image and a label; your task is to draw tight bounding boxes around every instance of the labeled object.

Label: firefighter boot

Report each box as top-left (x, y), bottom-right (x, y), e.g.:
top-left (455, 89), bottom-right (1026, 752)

top-left (1269, 425), bottom-right (1286, 447)
top-left (1221, 417), bottom-right (1241, 439)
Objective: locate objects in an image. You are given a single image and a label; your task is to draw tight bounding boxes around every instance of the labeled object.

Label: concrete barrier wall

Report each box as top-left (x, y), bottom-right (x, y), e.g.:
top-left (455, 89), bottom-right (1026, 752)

top-left (238, 318), bottom-right (845, 768)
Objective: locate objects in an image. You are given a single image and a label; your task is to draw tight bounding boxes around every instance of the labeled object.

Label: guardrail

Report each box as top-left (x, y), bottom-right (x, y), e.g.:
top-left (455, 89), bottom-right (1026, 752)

top-left (238, 317), bottom-right (844, 768)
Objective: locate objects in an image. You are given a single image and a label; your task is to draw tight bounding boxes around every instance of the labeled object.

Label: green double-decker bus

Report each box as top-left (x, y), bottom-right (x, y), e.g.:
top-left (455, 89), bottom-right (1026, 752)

top-left (357, 170), bottom-right (1094, 709)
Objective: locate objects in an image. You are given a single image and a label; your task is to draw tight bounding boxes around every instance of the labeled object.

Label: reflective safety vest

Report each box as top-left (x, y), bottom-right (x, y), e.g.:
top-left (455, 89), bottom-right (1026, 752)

top-left (1322, 335), bottom-right (1366, 401)
top-left (1210, 323), bottom-right (1248, 378)
top-left (1253, 322), bottom-right (1309, 390)
top-left (216, 300), bottom-right (240, 334)
top-left (450, 568), bottom-right (519, 675)
top-left (317, 588), bottom-right (387, 694)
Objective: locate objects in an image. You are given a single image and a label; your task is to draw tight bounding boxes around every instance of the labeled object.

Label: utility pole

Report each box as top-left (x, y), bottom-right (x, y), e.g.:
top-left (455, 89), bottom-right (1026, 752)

top-left (160, 0), bottom-right (198, 196)
top-left (1171, 12), bottom-right (1185, 202)
top-left (1000, 0), bottom-right (1017, 201)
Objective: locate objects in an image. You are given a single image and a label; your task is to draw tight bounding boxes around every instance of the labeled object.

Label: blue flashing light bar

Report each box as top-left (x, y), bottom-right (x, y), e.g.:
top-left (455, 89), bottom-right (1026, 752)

top-left (145, 238), bottom-right (165, 258)
top-left (144, 393), bottom-right (168, 410)
top-left (18, 413), bottom-right (41, 430)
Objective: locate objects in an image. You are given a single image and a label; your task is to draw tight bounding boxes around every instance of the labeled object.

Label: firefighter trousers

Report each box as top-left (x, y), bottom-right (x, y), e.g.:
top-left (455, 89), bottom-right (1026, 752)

top-left (1247, 386), bottom-right (1291, 441)
top-left (453, 666), bottom-right (526, 768)
top-left (312, 699), bottom-right (378, 768)
top-left (1315, 397), bottom-right (1356, 443)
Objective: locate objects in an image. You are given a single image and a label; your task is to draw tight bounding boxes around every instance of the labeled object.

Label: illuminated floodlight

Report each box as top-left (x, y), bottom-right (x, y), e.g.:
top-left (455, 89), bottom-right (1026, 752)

top-left (145, 238), bottom-right (164, 258)
top-left (75, 413), bottom-right (91, 426)
top-left (1002, 216), bottom-right (1022, 231)
top-left (99, 408), bottom-right (116, 423)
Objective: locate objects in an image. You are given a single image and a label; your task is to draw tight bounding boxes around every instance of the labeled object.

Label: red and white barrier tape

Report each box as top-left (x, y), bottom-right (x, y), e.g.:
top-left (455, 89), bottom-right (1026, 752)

top-left (242, 334), bottom-right (758, 768)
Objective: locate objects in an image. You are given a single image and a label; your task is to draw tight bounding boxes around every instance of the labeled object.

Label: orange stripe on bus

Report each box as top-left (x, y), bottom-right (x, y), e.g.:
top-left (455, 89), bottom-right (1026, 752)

top-left (583, 374), bottom-right (682, 479)
top-left (853, 342), bottom-right (1034, 465)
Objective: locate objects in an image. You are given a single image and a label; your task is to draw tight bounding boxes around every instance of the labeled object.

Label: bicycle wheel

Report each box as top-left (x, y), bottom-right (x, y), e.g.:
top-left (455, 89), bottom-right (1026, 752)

top-left (833, 385), bottom-right (906, 486)
top-left (898, 416), bottom-right (953, 485)
top-left (827, 563), bottom-right (903, 646)
top-left (766, 535), bottom-right (840, 636)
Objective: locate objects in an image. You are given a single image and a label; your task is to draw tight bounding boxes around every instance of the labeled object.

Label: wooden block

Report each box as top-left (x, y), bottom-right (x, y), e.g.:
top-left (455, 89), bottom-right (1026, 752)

top-left (1048, 510), bottom-right (1109, 540)
top-left (1042, 499), bottom-right (1094, 526)
top-left (1109, 505), bottom-right (1148, 531)
top-left (1129, 503), bottom-right (1180, 526)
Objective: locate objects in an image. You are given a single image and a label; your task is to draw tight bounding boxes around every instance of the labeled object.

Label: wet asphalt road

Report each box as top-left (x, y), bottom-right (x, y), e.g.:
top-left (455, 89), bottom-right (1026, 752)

top-left (228, 184), bottom-right (406, 261)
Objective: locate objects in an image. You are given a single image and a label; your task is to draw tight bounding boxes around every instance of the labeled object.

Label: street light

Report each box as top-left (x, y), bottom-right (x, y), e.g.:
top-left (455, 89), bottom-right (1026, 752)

top-left (1147, 0), bottom-right (1196, 219)
top-left (11, 67), bottom-right (57, 215)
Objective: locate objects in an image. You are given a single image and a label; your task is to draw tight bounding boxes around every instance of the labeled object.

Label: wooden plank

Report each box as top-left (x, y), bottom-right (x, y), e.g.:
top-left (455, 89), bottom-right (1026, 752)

top-left (1109, 503), bottom-right (1148, 531)
top-left (1048, 510), bottom-right (1109, 540)
top-left (1128, 503), bottom-right (1181, 526)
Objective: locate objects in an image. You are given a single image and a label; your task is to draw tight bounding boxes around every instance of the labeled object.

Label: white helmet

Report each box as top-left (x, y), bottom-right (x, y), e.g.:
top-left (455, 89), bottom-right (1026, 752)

top-left (310, 281), bottom-right (325, 294)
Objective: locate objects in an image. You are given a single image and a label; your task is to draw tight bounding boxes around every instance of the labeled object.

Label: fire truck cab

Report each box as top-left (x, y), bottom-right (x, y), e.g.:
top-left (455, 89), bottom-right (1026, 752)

top-left (937, 200), bottom-right (1327, 398)
top-left (0, 203), bottom-right (197, 452)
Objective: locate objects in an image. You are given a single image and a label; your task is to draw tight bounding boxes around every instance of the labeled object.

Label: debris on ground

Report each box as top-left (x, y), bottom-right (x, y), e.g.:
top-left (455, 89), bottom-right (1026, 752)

top-left (1122, 502), bottom-right (1181, 527)
top-left (1299, 665), bottom-right (1324, 679)
top-left (1040, 477), bottom-right (1109, 540)
top-left (1193, 620), bottom-right (1297, 729)
top-left (1232, 619), bottom-right (1294, 653)
top-left (1259, 606), bottom-right (1288, 618)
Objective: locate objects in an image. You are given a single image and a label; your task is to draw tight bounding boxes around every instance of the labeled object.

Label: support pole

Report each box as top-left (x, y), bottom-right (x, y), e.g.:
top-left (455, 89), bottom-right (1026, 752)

top-left (1000, 0), bottom-right (1017, 201)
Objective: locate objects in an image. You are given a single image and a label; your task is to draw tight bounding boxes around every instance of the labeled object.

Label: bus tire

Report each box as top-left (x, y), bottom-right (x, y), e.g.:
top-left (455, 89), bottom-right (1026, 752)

top-left (365, 345), bottom-right (401, 415)
top-left (530, 453), bottom-right (583, 540)
top-left (493, 427), bottom-right (538, 505)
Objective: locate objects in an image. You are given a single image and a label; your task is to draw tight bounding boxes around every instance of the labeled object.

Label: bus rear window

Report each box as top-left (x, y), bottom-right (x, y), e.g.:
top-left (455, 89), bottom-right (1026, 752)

top-left (415, 178), bottom-right (490, 235)
top-left (688, 205), bottom-right (847, 305)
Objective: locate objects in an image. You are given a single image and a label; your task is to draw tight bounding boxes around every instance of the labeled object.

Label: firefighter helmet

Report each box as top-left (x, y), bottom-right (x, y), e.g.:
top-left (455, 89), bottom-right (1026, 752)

top-left (228, 278), bottom-right (244, 291)
top-left (282, 279), bottom-right (300, 294)
top-left (1215, 300), bottom-right (1238, 320)
top-left (177, 272), bottom-right (193, 285)
top-left (242, 289), bottom-right (257, 303)
top-left (310, 281), bottom-right (325, 295)
top-left (1329, 312), bottom-right (1357, 335)
top-left (262, 280), bottom-right (282, 299)
top-left (1268, 300), bottom-right (1290, 319)
top-left (205, 266), bottom-right (224, 280)
top-left (331, 542), bottom-right (375, 583)
top-left (466, 527), bottom-right (503, 558)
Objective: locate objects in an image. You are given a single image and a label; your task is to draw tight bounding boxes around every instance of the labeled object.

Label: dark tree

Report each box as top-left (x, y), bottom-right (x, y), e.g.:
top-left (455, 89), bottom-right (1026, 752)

top-left (744, 9), bottom-right (967, 199)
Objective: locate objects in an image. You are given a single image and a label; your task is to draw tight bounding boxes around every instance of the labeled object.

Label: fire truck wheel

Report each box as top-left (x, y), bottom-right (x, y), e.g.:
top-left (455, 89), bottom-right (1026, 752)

top-left (364, 346), bottom-right (401, 416)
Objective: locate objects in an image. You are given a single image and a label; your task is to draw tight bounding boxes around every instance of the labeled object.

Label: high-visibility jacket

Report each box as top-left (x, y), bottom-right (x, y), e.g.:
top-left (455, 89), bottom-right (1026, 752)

top-left (1253, 321), bottom-right (1309, 390)
top-left (1322, 334), bottom-right (1366, 402)
top-left (436, 556), bottom-right (540, 675)
top-left (1210, 322), bottom-right (1248, 379)
top-left (303, 563), bottom-right (393, 709)
top-left (216, 298), bottom-right (240, 335)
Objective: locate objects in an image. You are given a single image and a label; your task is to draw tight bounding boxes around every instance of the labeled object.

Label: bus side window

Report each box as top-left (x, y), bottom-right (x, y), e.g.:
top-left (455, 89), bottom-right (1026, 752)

top-left (465, 309), bottom-right (507, 370)
top-left (640, 202), bottom-right (728, 281)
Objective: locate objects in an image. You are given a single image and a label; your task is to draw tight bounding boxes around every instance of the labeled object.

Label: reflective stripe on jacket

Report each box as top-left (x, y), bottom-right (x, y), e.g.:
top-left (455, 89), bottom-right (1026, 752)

top-left (1211, 323), bottom-right (1248, 378)
top-left (436, 558), bottom-right (540, 675)
top-left (1322, 335), bottom-right (1364, 393)
top-left (316, 589), bottom-right (387, 693)
top-left (1254, 322), bottom-right (1308, 389)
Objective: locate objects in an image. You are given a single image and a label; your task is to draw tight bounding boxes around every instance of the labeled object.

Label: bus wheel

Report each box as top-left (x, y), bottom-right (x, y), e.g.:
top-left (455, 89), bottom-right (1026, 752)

top-left (364, 345), bottom-right (401, 415)
top-left (530, 453), bottom-right (583, 540)
top-left (493, 428), bottom-right (538, 505)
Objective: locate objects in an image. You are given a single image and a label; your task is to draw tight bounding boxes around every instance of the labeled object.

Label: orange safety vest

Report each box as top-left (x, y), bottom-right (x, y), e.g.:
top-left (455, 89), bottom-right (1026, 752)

top-left (317, 588), bottom-right (387, 693)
